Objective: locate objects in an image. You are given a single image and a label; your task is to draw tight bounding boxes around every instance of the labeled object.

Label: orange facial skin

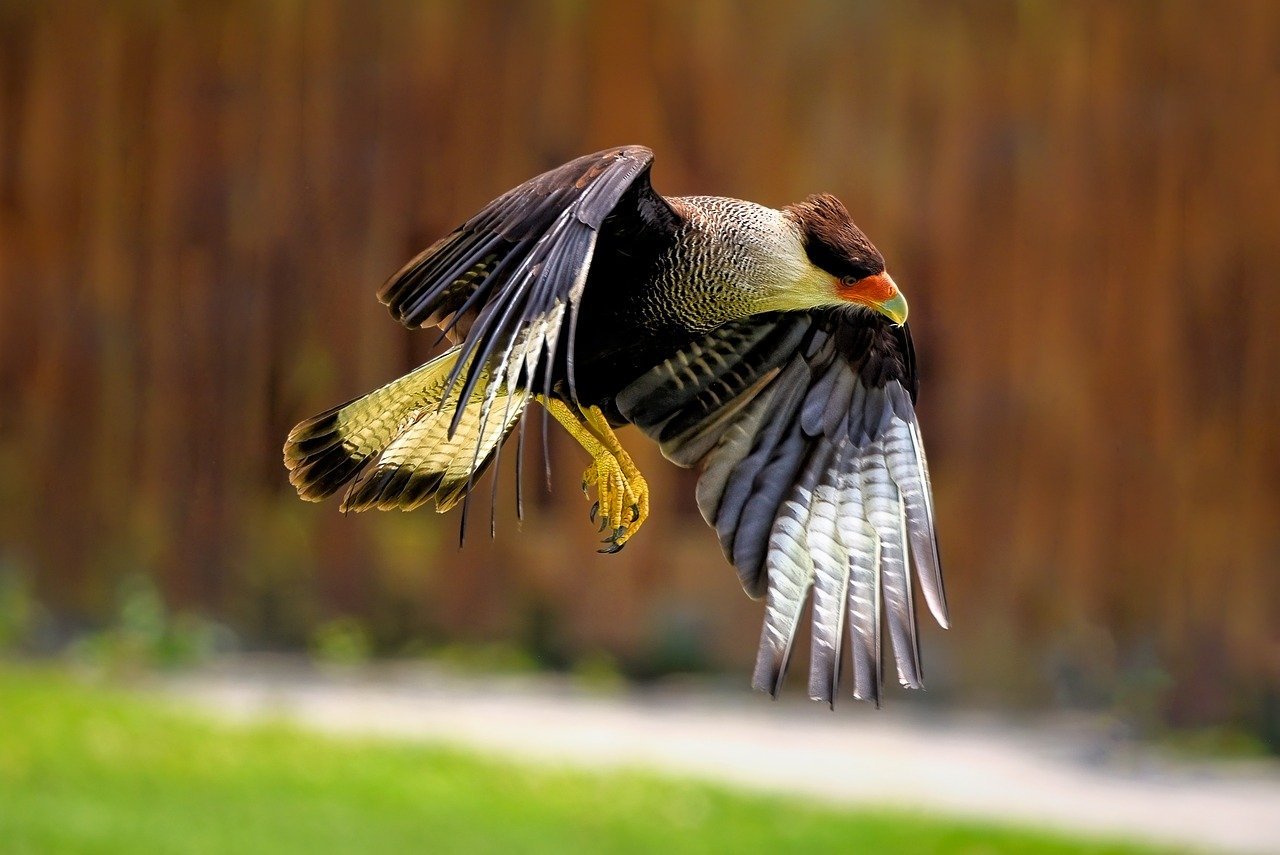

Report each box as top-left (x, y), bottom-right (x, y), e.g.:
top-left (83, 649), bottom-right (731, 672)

top-left (838, 271), bottom-right (896, 302)
top-left (837, 272), bottom-right (908, 324)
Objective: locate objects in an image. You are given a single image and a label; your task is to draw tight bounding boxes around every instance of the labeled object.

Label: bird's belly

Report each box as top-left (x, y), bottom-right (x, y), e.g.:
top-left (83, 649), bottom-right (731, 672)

top-left (525, 298), bottom-right (703, 424)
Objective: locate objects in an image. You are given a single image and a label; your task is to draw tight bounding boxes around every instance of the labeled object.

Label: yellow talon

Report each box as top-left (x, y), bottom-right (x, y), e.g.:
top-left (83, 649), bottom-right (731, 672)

top-left (540, 397), bottom-right (651, 551)
top-left (583, 450), bottom-right (648, 551)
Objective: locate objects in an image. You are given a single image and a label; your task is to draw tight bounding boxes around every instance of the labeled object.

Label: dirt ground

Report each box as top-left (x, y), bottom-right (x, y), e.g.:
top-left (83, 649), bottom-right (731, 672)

top-left (160, 662), bottom-right (1280, 854)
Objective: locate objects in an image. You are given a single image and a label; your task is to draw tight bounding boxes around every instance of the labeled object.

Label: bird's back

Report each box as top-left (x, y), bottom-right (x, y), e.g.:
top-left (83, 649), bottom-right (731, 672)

top-left (570, 195), bottom-right (810, 409)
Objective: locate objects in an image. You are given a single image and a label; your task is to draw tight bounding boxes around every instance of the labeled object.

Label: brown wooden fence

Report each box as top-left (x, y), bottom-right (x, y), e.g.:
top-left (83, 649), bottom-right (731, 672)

top-left (1, 1), bottom-right (1277, 732)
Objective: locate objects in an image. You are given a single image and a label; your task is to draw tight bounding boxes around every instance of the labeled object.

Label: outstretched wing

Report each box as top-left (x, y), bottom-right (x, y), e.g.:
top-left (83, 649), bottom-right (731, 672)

top-left (616, 310), bottom-right (947, 706)
top-left (379, 145), bottom-right (683, 433)
top-left (285, 149), bottom-right (679, 522)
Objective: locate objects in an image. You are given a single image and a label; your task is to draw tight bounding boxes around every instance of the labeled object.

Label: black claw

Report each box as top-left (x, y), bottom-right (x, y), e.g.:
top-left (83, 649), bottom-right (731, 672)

top-left (629, 503), bottom-right (640, 521)
top-left (589, 501), bottom-right (599, 523)
top-left (597, 541), bottom-right (625, 555)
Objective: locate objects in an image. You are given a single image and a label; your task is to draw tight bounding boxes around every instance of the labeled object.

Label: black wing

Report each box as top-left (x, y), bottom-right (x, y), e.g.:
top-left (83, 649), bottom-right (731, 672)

top-left (379, 146), bottom-right (684, 429)
top-left (616, 311), bottom-right (947, 706)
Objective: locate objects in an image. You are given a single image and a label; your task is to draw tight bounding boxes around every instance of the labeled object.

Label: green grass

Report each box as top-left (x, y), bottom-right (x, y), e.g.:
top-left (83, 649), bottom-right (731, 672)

top-left (0, 665), bottom-right (1171, 854)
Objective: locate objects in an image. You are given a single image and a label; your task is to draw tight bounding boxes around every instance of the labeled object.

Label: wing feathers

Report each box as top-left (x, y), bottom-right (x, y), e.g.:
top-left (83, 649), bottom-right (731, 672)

top-left (308, 147), bottom-right (678, 531)
top-left (616, 316), bottom-right (808, 451)
top-left (885, 386), bottom-right (949, 628)
top-left (623, 311), bottom-right (945, 704)
top-left (694, 388), bottom-right (776, 532)
top-left (752, 496), bottom-right (815, 696)
top-left (858, 441), bottom-right (923, 688)
top-left (805, 447), bottom-right (848, 706)
top-left (837, 453), bottom-right (883, 704)
top-left (715, 361), bottom-right (812, 594)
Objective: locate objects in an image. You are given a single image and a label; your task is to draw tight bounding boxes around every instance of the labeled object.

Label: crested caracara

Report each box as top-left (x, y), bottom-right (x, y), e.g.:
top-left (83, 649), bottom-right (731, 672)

top-left (285, 146), bottom-right (947, 704)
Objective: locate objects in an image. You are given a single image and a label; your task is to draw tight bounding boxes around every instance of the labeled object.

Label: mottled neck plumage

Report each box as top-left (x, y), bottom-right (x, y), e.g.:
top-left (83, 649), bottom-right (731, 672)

top-left (641, 196), bottom-right (814, 330)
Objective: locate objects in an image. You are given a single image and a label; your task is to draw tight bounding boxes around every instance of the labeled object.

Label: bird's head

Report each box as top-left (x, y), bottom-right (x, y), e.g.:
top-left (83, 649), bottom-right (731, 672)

top-left (779, 194), bottom-right (907, 325)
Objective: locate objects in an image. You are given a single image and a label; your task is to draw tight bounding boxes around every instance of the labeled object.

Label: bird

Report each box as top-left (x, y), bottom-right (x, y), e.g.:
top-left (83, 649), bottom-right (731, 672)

top-left (283, 146), bottom-right (947, 705)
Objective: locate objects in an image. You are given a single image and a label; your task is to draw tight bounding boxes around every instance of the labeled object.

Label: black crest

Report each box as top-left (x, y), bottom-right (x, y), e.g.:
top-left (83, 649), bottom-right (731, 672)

top-left (788, 194), bottom-right (884, 281)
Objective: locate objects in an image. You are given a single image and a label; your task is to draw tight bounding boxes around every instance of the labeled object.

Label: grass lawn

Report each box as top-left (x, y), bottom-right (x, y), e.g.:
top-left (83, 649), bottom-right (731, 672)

top-left (0, 665), bottom-right (1173, 854)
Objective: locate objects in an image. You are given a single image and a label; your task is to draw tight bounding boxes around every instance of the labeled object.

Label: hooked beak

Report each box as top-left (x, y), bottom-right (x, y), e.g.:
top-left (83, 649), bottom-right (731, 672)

top-left (840, 271), bottom-right (909, 325)
top-left (878, 288), bottom-right (909, 326)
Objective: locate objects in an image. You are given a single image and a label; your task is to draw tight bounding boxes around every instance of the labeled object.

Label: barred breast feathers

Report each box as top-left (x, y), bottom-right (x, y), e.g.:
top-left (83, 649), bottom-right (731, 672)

top-left (651, 198), bottom-right (829, 328)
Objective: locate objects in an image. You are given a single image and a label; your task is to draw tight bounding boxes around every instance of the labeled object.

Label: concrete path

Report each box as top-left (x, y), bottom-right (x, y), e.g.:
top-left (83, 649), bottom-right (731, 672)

top-left (161, 664), bottom-right (1280, 854)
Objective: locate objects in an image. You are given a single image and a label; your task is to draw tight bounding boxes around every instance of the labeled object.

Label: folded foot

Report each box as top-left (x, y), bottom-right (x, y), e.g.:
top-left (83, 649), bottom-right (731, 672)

top-left (540, 397), bottom-right (651, 552)
top-left (581, 446), bottom-right (649, 552)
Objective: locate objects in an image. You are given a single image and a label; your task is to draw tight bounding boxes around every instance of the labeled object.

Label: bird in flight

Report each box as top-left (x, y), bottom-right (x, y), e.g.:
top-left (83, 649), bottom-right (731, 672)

top-left (284, 146), bottom-right (947, 705)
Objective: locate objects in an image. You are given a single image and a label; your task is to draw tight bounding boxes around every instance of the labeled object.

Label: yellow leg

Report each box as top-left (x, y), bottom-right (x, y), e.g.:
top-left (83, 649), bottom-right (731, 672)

top-left (540, 397), bottom-right (651, 553)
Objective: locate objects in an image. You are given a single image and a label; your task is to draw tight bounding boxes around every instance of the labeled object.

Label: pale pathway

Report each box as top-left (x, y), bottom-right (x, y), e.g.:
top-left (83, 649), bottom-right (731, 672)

top-left (161, 664), bottom-right (1280, 854)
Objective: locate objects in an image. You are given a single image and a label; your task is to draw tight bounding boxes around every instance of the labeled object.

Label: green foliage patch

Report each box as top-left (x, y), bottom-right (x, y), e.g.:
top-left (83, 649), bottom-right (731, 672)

top-left (0, 666), bottom-right (1173, 854)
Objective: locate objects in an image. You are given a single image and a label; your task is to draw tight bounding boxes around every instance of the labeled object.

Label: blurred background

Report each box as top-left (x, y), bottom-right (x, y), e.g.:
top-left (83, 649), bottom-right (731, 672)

top-left (1, 0), bottom-right (1278, 757)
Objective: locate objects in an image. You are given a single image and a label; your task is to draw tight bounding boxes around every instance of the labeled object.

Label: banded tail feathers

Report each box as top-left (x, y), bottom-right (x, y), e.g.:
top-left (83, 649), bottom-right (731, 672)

top-left (283, 347), bottom-right (528, 513)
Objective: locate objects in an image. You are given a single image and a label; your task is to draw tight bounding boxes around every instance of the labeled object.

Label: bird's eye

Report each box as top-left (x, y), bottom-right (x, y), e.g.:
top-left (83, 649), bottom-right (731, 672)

top-left (840, 275), bottom-right (858, 286)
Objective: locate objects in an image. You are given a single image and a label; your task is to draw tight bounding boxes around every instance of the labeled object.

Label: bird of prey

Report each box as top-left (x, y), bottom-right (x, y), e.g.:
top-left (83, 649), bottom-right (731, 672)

top-left (284, 146), bottom-right (947, 705)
